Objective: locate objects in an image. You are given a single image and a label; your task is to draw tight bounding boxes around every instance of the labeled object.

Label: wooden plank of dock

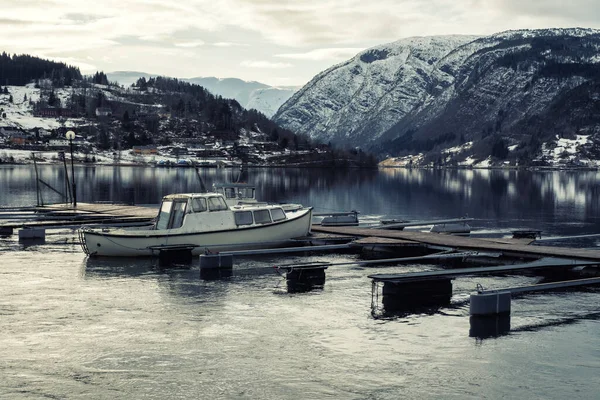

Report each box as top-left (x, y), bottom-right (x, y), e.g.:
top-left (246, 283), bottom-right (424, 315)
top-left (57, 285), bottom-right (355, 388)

top-left (41, 203), bottom-right (158, 218)
top-left (350, 237), bottom-right (421, 247)
top-left (312, 225), bottom-right (600, 261)
top-left (0, 202), bottom-right (157, 229)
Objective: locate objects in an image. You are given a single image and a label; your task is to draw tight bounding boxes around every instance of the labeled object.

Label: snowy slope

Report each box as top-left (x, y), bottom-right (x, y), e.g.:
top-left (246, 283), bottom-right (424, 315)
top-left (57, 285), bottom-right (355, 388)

top-left (274, 28), bottom-right (600, 167)
top-left (0, 84), bottom-right (88, 130)
top-left (274, 35), bottom-right (479, 145)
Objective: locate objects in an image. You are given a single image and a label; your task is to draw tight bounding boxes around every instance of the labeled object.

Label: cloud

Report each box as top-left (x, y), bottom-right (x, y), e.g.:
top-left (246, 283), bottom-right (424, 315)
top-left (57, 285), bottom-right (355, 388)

top-left (1, 0), bottom-right (600, 86)
top-left (174, 41), bottom-right (204, 48)
top-left (240, 60), bottom-right (292, 69)
top-left (213, 42), bottom-right (247, 47)
top-left (275, 48), bottom-right (365, 61)
top-left (489, 0), bottom-right (600, 22)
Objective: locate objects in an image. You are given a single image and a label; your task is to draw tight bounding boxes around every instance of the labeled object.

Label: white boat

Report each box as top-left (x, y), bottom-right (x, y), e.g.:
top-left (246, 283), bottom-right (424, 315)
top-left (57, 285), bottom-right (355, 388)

top-left (79, 192), bottom-right (313, 257)
top-left (212, 183), bottom-right (304, 212)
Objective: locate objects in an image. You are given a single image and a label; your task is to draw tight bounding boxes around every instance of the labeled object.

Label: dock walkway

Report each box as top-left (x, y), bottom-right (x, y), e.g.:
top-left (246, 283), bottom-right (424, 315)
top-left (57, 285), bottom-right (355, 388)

top-left (312, 225), bottom-right (600, 261)
top-left (0, 203), bottom-right (157, 229)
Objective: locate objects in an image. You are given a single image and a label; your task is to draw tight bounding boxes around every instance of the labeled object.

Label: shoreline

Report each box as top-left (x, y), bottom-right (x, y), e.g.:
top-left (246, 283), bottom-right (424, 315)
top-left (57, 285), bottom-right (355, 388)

top-left (0, 161), bottom-right (597, 171)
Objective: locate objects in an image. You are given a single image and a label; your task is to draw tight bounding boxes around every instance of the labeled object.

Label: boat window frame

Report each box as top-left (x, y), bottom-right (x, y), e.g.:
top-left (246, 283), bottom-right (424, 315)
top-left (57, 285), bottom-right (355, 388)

top-left (239, 187), bottom-right (255, 200)
top-left (191, 197), bottom-right (207, 212)
top-left (234, 210), bottom-right (254, 226)
top-left (207, 196), bottom-right (228, 211)
top-left (155, 200), bottom-right (173, 230)
top-left (253, 209), bottom-right (272, 224)
top-left (270, 208), bottom-right (286, 222)
top-left (168, 200), bottom-right (187, 229)
top-left (223, 188), bottom-right (236, 199)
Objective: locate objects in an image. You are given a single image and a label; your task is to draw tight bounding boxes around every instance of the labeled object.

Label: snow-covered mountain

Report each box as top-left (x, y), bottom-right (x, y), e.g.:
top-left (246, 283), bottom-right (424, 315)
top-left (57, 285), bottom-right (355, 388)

top-left (185, 77), bottom-right (298, 118)
top-left (273, 35), bottom-right (479, 145)
top-left (106, 72), bottom-right (297, 117)
top-left (274, 28), bottom-right (600, 166)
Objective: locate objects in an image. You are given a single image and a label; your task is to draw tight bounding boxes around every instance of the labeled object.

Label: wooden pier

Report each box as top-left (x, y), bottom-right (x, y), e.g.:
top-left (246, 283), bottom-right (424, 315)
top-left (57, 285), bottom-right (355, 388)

top-left (0, 202), bottom-right (158, 229)
top-left (312, 225), bottom-right (600, 261)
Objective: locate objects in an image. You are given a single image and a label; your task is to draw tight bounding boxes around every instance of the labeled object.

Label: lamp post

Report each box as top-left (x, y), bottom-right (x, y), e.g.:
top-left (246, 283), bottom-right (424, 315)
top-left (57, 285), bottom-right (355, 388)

top-left (66, 130), bottom-right (77, 207)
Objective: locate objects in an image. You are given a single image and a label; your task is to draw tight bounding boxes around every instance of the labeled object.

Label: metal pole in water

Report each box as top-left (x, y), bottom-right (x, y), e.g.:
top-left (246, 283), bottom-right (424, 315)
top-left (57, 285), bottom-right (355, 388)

top-left (66, 130), bottom-right (77, 207)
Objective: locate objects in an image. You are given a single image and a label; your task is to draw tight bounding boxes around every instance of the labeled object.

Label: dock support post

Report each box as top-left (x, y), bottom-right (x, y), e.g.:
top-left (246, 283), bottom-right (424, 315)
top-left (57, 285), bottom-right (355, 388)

top-left (285, 265), bottom-right (327, 293)
top-left (199, 253), bottom-right (233, 279)
top-left (158, 248), bottom-right (193, 267)
top-left (18, 227), bottom-right (46, 242)
top-left (470, 291), bottom-right (511, 316)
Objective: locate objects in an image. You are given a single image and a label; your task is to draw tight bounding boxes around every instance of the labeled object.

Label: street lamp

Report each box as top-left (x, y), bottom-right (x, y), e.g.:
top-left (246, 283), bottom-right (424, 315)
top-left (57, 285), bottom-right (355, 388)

top-left (66, 130), bottom-right (77, 207)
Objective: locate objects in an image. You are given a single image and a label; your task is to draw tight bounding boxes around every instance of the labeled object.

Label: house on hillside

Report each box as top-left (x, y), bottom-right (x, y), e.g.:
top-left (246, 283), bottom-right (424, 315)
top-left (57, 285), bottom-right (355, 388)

top-left (36, 107), bottom-right (74, 118)
top-left (48, 139), bottom-right (70, 148)
top-left (9, 132), bottom-right (33, 146)
top-left (37, 128), bottom-right (52, 138)
top-left (95, 107), bottom-right (112, 117)
top-left (132, 145), bottom-right (158, 155)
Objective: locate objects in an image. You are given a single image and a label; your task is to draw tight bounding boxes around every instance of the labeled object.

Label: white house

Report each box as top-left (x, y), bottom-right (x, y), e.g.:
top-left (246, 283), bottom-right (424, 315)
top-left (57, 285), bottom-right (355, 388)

top-left (95, 107), bottom-right (112, 117)
top-left (49, 139), bottom-right (70, 147)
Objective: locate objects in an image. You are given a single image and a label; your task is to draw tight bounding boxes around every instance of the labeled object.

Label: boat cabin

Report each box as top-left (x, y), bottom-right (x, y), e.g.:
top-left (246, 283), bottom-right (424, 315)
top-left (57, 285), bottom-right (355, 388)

top-left (213, 183), bottom-right (259, 206)
top-left (154, 192), bottom-right (288, 231)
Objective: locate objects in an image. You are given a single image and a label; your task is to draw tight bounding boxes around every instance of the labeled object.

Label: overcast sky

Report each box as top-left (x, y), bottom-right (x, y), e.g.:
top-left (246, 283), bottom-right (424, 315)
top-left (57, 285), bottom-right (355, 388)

top-left (1, 0), bottom-right (599, 86)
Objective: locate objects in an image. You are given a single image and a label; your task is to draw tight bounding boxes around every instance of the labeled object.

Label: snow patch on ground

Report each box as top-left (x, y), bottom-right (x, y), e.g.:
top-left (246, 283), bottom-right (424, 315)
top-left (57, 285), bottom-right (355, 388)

top-left (443, 141), bottom-right (473, 154)
top-left (0, 85), bottom-right (88, 130)
top-left (540, 135), bottom-right (591, 164)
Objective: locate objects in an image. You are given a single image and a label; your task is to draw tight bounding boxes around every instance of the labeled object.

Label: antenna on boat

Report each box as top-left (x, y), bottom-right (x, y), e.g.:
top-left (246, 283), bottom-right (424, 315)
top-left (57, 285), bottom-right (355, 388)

top-left (194, 166), bottom-right (208, 193)
top-left (236, 161), bottom-right (248, 183)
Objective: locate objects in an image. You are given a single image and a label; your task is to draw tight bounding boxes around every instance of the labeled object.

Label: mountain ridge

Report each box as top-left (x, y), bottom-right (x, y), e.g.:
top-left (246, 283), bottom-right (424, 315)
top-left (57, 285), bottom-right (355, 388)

top-left (106, 71), bottom-right (297, 117)
top-left (274, 28), bottom-right (600, 167)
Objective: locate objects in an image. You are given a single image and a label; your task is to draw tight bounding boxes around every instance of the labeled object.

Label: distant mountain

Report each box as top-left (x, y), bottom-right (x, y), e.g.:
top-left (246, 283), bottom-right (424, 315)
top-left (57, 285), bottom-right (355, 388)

top-left (274, 28), bottom-right (600, 167)
top-left (185, 77), bottom-right (297, 118)
top-left (107, 72), bottom-right (297, 117)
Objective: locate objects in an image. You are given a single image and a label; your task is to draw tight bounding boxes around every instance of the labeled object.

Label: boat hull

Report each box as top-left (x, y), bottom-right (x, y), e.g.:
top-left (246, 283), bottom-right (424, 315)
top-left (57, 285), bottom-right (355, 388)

top-left (81, 208), bottom-right (313, 257)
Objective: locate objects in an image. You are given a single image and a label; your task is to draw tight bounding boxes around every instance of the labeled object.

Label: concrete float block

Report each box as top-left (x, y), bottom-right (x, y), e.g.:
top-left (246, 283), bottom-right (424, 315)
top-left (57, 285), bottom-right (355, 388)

top-left (158, 248), bottom-right (193, 267)
top-left (199, 254), bottom-right (234, 280)
top-left (199, 254), bottom-right (234, 270)
top-left (18, 227), bottom-right (46, 242)
top-left (470, 291), bottom-right (512, 316)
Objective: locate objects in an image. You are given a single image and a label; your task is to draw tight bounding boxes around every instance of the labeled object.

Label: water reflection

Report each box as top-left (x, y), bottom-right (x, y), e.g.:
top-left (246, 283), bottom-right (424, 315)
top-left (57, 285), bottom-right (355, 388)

top-left (2, 166), bottom-right (600, 236)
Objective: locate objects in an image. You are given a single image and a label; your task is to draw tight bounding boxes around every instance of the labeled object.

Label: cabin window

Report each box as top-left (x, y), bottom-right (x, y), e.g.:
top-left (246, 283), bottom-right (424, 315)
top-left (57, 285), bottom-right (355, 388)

top-left (169, 201), bottom-right (187, 229)
top-left (191, 198), bottom-right (207, 212)
top-left (234, 211), bottom-right (253, 226)
top-left (253, 209), bottom-right (272, 224)
top-left (239, 188), bottom-right (255, 199)
top-left (270, 208), bottom-right (286, 222)
top-left (224, 188), bottom-right (236, 199)
top-left (208, 196), bottom-right (228, 211)
top-left (155, 200), bottom-right (173, 230)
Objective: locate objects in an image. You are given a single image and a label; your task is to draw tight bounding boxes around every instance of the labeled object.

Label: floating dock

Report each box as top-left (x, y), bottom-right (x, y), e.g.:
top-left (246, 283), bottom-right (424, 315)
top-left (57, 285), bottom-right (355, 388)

top-left (312, 225), bottom-right (600, 261)
top-left (0, 202), bottom-right (158, 229)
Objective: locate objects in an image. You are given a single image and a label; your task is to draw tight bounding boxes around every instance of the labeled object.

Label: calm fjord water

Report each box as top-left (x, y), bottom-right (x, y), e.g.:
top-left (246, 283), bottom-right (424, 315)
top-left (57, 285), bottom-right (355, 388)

top-left (0, 165), bottom-right (599, 399)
